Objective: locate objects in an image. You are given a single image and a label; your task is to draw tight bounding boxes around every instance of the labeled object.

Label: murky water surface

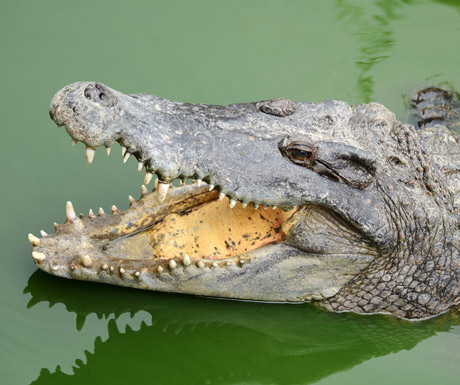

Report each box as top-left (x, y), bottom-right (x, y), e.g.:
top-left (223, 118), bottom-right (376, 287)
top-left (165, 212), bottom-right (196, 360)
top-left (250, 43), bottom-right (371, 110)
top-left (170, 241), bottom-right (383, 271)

top-left (1, 0), bottom-right (460, 384)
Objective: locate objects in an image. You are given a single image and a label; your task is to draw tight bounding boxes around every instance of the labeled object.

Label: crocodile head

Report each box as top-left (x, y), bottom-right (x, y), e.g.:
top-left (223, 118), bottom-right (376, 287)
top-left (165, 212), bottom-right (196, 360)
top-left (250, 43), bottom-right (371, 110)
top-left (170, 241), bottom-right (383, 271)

top-left (30, 82), bottom-right (460, 319)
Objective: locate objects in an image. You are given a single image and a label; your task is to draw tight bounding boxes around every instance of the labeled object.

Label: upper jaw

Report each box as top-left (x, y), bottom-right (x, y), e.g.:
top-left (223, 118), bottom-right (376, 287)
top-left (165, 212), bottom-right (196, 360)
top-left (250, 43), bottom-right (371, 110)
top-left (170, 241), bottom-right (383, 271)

top-left (49, 82), bottom-right (391, 237)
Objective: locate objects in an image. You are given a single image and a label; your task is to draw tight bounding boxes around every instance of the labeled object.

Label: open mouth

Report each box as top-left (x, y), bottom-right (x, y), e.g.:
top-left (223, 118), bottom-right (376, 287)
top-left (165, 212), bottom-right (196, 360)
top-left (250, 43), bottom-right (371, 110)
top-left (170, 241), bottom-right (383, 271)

top-left (30, 141), bottom-right (301, 279)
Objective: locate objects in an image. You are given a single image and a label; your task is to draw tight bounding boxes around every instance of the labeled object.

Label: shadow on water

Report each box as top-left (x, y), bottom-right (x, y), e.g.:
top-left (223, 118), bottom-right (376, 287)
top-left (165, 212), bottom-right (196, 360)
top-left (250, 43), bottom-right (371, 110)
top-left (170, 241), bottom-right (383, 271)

top-left (24, 270), bottom-right (459, 385)
top-left (336, 0), bottom-right (413, 103)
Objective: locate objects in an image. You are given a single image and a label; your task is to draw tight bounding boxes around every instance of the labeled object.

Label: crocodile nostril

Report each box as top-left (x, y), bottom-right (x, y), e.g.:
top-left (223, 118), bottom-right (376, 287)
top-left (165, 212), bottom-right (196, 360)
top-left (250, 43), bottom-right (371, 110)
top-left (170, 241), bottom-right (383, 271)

top-left (83, 84), bottom-right (117, 107)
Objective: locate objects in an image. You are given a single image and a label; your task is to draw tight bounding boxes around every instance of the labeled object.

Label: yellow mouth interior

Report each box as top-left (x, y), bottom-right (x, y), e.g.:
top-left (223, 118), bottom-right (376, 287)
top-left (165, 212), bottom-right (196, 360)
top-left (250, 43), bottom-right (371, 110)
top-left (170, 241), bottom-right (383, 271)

top-left (150, 198), bottom-right (297, 260)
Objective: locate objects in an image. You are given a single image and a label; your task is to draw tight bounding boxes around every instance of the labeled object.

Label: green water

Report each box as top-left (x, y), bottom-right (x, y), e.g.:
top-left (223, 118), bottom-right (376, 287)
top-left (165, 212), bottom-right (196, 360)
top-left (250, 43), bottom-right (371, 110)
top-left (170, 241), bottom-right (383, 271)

top-left (1, 0), bottom-right (460, 383)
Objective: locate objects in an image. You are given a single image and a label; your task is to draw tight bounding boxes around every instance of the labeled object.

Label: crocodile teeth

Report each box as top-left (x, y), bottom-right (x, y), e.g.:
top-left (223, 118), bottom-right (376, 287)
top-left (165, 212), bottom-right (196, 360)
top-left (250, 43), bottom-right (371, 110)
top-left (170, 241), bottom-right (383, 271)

top-left (264, 205), bottom-right (269, 210)
top-left (209, 184), bottom-right (215, 191)
top-left (219, 192), bottom-right (225, 200)
top-left (158, 182), bottom-right (169, 202)
top-left (128, 195), bottom-right (135, 206)
top-left (82, 255), bottom-right (92, 267)
top-left (111, 205), bottom-right (118, 213)
top-left (28, 233), bottom-right (40, 246)
top-left (137, 161), bottom-right (144, 171)
top-left (272, 206), bottom-right (277, 210)
top-left (105, 147), bottom-right (111, 156)
top-left (123, 152), bottom-right (131, 163)
top-left (32, 251), bottom-right (46, 262)
top-left (40, 230), bottom-right (48, 237)
top-left (197, 179), bottom-right (202, 187)
top-left (144, 172), bottom-right (154, 185)
top-left (88, 208), bottom-right (95, 218)
top-left (121, 146), bottom-right (127, 156)
top-left (153, 178), bottom-right (159, 190)
top-left (229, 199), bottom-right (237, 208)
top-left (168, 259), bottom-right (177, 269)
top-left (71, 138), bottom-right (78, 146)
top-left (157, 266), bottom-right (164, 273)
top-left (99, 207), bottom-right (105, 215)
top-left (85, 147), bottom-right (96, 164)
top-left (241, 202), bottom-right (248, 208)
top-left (197, 260), bottom-right (205, 268)
top-left (66, 201), bottom-right (77, 222)
top-left (101, 264), bottom-right (109, 270)
top-left (253, 204), bottom-right (259, 209)
top-left (182, 254), bottom-right (191, 266)
top-left (141, 185), bottom-right (149, 196)
top-left (134, 271), bottom-right (140, 277)
top-left (119, 267), bottom-right (125, 274)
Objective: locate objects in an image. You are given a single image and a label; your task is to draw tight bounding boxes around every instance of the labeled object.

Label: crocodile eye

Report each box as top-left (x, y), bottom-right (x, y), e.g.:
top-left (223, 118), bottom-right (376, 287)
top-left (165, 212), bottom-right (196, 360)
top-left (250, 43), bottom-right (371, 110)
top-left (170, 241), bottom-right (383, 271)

top-left (278, 137), bottom-right (317, 167)
top-left (292, 149), bottom-right (312, 161)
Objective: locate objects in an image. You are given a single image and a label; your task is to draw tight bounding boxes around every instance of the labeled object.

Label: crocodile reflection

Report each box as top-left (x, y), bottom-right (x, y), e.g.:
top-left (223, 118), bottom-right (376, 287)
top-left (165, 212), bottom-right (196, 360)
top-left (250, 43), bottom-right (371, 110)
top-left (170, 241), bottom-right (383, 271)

top-left (25, 271), bottom-right (459, 385)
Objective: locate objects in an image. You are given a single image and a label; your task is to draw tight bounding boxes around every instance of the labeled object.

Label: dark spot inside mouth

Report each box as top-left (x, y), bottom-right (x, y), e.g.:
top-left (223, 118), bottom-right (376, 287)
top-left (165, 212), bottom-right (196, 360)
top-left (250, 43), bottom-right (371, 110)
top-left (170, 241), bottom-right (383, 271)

top-left (99, 93), bottom-right (106, 101)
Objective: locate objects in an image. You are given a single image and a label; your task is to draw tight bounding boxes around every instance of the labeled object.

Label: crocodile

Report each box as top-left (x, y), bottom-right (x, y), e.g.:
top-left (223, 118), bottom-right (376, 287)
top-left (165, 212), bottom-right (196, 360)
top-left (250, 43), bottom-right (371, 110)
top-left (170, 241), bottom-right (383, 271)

top-left (29, 82), bottom-right (460, 320)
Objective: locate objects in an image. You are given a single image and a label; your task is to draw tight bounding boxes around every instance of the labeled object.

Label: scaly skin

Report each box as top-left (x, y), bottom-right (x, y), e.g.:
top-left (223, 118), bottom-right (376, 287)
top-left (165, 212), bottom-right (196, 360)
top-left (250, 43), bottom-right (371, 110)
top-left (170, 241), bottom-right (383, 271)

top-left (29, 82), bottom-right (460, 320)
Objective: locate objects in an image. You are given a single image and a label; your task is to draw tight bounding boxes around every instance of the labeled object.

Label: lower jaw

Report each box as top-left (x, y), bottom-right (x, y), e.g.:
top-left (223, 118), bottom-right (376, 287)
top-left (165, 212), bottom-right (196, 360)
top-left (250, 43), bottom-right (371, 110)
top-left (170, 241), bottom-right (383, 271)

top-left (32, 182), bottom-right (373, 302)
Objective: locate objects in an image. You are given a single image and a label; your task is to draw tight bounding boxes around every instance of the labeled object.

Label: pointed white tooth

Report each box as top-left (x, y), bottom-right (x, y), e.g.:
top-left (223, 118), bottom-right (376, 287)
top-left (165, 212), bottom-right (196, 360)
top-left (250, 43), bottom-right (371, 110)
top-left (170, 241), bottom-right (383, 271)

top-left (123, 152), bottom-right (131, 163)
top-left (157, 266), bottom-right (164, 273)
top-left (209, 184), bottom-right (215, 191)
top-left (253, 204), bottom-right (259, 209)
top-left (40, 230), bottom-right (48, 237)
top-left (226, 261), bottom-right (232, 266)
top-left (32, 251), bottom-right (46, 262)
top-left (121, 146), bottom-right (127, 156)
top-left (72, 138), bottom-right (78, 146)
top-left (88, 209), bottom-right (95, 218)
top-left (82, 255), bottom-right (92, 267)
top-left (99, 207), bottom-right (105, 215)
top-left (197, 179), bottom-right (202, 187)
top-left (128, 195), bottom-right (135, 206)
top-left (272, 206), bottom-right (277, 210)
top-left (119, 267), bottom-right (125, 274)
top-left (153, 178), bottom-right (159, 190)
top-left (219, 192), bottom-right (225, 200)
top-left (168, 259), bottom-right (177, 269)
top-left (52, 265), bottom-right (60, 271)
top-left (28, 233), bottom-right (40, 246)
top-left (134, 271), bottom-right (140, 277)
top-left (197, 260), bottom-right (205, 268)
top-left (239, 259), bottom-right (246, 265)
top-left (137, 161), bottom-right (144, 171)
top-left (66, 201), bottom-right (77, 222)
top-left (85, 147), bottom-right (96, 164)
top-left (212, 262), bottom-right (218, 267)
top-left (144, 172), bottom-right (153, 185)
top-left (109, 265), bottom-right (115, 272)
top-left (105, 146), bottom-right (111, 156)
top-left (264, 205), bottom-right (269, 210)
top-left (182, 254), bottom-right (191, 266)
top-left (101, 263), bottom-right (109, 270)
top-left (158, 182), bottom-right (169, 202)
top-left (141, 185), bottom-right (149, 196)
top-left (111, 205), bottom-right (118, 213)
top-left (229, 199), bottom-right (237, 208)
top-left (241, 202), bottom-right (248, 208)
